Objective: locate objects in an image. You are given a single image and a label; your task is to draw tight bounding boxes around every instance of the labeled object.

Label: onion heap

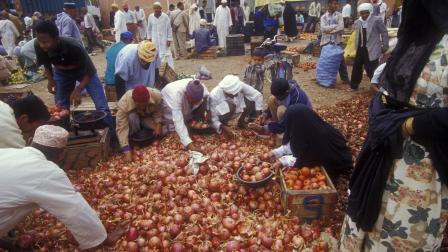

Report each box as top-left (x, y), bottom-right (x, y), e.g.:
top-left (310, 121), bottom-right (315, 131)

top-left (189, 120), bottom-right (210, 130)
top-left (16, 132), bottom-right (337, 251)
top-left (48, 105), bottom-right (69, 121)
top-left (283, 167), bottom-right (329, 191)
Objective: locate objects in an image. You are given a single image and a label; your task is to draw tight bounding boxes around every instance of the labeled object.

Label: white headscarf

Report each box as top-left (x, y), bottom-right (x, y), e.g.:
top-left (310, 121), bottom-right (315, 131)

top-left (358, 3), bottom-right (372, 28)
top-left (219, 75), bottom-right (243, 95)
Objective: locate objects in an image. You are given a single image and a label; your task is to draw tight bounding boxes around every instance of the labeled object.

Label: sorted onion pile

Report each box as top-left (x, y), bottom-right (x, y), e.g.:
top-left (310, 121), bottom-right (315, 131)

top-left (286, 46), bottom-right (305, 53)
top-left (16, 132), bottom-right (337, 251)
top-left (300, 33), bottom-right (318, 41)
top-left (298, 62), bottom-right (317, 71)
top-left (189, 120), bottom-right (210, 129)
top-left (283, 167), bottom-right (329, 191)
top-left (48, 105), bottom-right (69, 121)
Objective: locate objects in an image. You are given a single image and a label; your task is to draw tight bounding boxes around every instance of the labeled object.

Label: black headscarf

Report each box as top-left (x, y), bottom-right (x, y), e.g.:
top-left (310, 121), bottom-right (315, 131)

top-left (280, 104), bottom-right (353, 180)
top-left (283, 3), bottom-right (298, 37)
top-left (348, 0), bottom-right (448, 232)
top-left (380, 0), bottom-right (448, 103)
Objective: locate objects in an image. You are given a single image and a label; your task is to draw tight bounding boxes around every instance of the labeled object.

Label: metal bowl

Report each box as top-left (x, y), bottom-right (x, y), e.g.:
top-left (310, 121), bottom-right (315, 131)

top-left (73, 111), bottom-right (106, 130)
top-left (131, 128), bottom-right (155, 148)
top-left (235, 166), bottom-right (275, 188)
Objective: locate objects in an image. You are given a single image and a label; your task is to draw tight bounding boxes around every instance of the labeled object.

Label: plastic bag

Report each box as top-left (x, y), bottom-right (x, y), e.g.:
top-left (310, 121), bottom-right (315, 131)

top-left (195, 65), bottom-right (212, 80)
top-left (316, 44), bottom-right (344, 87)
top-left (188, 151), bottom-right (208, 175)
top-left (344, 31), bottom-right (356, 58)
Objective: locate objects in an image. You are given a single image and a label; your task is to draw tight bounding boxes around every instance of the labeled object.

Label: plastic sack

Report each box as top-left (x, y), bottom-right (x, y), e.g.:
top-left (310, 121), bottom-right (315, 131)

top-left (268, 3), bottom-right (283, 17)
top-left (344, 31), bottom-right (356, 58)
top-left (316, 44), bottom-right (344, 87)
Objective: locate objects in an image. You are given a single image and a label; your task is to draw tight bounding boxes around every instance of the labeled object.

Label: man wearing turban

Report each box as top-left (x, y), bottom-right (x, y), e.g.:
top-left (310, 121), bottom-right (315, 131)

top-left (161, 78), bottom-right (209, 152)
top-left (115, 40), bottom-right (161, 99)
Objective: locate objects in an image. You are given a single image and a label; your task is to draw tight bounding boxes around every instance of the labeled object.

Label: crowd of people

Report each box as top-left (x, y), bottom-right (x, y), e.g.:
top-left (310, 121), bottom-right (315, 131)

top-left (0, 0), bottom-right (447, 251)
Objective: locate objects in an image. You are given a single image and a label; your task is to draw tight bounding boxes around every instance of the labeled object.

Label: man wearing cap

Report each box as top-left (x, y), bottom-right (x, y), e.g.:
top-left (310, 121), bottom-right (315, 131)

top-left (161, 78), bottom-right (209, 152)
top-left (56, 3), bottom-right (82, 42)
top-left (214, 0), bottom-right (232, 48)
top-left (350, 3), bottom-right (388, 91)
top-left (104, 32), bottom-right (133, 100)
top-left (0, 125), bottom-right (126, 251)
top-left (191, 19), bottom-right (214, 55)
top-left (209, 75), bottom-right (263, 138)
top-left (266, 78), bottom-right (312, 122)
top-left (0, 95), bottom-right (50, 149)
top-left (34, 21), bottom-right (115, 133)
top-left (114, 40), bottom-right (162, 99)
top-left (113, 3), bottom-right (128, 42)
top-left (122, 2), bottom-right (138, 41)
top-left (110, 3), bottom-right (118, 29)
top-left (147, 2), bottom-right (174, 69)
top-left (116, 85), bottom-right (163, 162)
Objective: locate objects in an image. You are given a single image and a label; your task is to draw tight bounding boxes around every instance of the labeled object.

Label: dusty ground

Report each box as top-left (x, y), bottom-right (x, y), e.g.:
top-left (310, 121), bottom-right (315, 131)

top-left (29, 39), bottom-right (372, 109)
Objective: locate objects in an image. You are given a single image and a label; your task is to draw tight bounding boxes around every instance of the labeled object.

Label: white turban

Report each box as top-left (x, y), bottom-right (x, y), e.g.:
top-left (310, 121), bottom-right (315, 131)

top-left (219, 75), bottom-right (243, 95)
top-left (358, 3), bottom-right (373, 12)
top-left (33, 125), bottom-right (69, 149)
top-left (200, 19), bottom-right (207, 26)
top-left (221, 0), bottom-right (228, 3)
top-left (153, 1), bottom-right (162, 7)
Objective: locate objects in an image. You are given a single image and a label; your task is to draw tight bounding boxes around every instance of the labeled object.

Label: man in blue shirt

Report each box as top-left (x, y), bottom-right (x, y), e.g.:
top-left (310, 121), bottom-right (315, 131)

top-left (56, 3), bottom-right (82, 42)
top-left (104, 32), bottom-right (133, 100)
top-left (191, 19), bottom-right (214, 54)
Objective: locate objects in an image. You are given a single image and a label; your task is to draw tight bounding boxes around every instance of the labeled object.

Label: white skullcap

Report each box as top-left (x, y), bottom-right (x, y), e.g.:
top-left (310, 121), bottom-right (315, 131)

top-left (219, 75), bottom-right (243, 95)
top-left (33, 125), bottom-right (69, 148)
top-left (200, 19), bottom-right (207, 26)
top-left (221, 0), bottom-right (227, 3)
top-left (191, 3), bottom-right (197, 8)
top-left (153, 1), bottom-right (162, 7)
top-left (358, 3), bottom-right (373, 12)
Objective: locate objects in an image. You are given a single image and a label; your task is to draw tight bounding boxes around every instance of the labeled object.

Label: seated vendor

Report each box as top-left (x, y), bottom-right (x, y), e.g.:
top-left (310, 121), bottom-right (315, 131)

top-left (161, 78), bottom-right (209, 153)
top-left (191, 19), bottom-right (214, 55)
top-left (267, 78), bottom-right (312, 122)
top-left (116, 85), bottom-right (163, 162)
top-left (209, 75), bottom-right (263, 138)
top-left (0, 95), bottom-right (50, 148)
top-left (115, 40), bottom-right (161, 99)
top-left (249, 104), bottom-right (353, 183)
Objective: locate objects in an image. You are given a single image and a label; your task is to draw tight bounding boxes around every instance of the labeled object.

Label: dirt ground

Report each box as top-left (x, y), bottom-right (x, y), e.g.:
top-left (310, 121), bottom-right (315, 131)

top-left (29, 39), bottom-right (372, 109)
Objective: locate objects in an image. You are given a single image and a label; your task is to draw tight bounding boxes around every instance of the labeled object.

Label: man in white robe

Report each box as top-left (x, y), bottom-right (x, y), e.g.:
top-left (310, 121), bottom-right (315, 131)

top-left (147, 2), bottom-right (174, 69)
top-left (0, 19), bottom-right (19, 56)
top-left (135, 6), bottom-right (147, 39)
top-left (214, 0), bottom-right (232, 48)
top-left (189, 4), bottom-right (201, 36)
top-left (113, 7), bottom-right (128, 42)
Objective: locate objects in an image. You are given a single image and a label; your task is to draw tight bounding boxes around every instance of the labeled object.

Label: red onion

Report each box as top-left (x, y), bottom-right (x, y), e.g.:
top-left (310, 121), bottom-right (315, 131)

top-left (127, 227), bottom-right (138, 241)
top-left (222, 217), bottom-right (236, 231)
top-left (127, 241), bottom-right (138, 252)
top-left (171, 243), bottom-right (186, 252)
top-left (169, 223), bottom-right (181, 238)
top-left (225, 240), bottom-right (241, 252)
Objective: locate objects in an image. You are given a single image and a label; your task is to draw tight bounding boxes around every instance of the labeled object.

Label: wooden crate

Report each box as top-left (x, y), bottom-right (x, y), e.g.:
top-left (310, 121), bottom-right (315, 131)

top-left (0, 84), bottom-right (32, 103)
top-left (159, 63), bottom-right (177, 84)
top-left (312, 45), bottom-right (321, 58)
top-left (72, 101), bottom-right (118, 117)
top-left (105, 85), bottom-right (117, 102)
top-left (281, 51), bottom-right (301, 67)
top-left (61, 128), bottom-right (110, 170)
top-left (279, 167), bottom-right (338, 223)
top-left (198, 47), bottom-right (218, 59)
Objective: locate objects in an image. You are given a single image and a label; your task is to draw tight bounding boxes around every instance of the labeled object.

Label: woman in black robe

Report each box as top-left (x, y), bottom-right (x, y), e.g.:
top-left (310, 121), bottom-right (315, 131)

top-left (283, 3), bottom-right (298, 40)
top-left (250, 104), bottom-right (353, 182)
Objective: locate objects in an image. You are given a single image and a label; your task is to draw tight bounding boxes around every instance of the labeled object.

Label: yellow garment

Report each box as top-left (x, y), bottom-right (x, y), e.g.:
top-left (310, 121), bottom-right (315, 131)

top-left (137, 40), bottom-right (157, 64)
top-left (111, 3), bottom-right (118, 8)
top-left (116, 87), bottom-right (163, 148)
top-left (344, 31), bottom-right (356, 58)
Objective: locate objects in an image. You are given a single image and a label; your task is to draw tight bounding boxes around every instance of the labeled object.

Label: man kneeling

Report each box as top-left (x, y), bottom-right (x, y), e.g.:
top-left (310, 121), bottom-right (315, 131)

top-left (116, 85), bottom-right (162, 162)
